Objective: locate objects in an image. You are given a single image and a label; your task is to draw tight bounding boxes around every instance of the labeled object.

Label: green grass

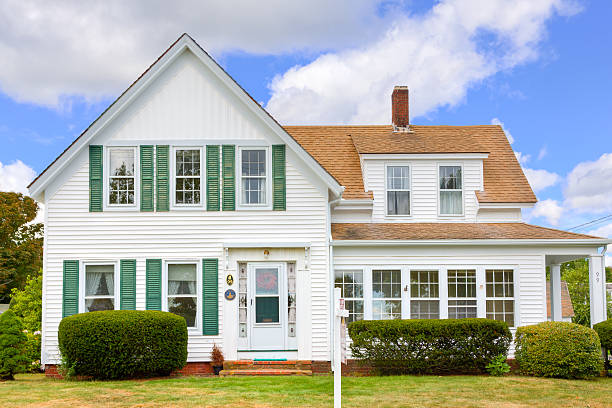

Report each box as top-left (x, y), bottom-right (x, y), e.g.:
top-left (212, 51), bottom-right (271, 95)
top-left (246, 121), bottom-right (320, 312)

top-left (0, 373), bottom-right (610, 407)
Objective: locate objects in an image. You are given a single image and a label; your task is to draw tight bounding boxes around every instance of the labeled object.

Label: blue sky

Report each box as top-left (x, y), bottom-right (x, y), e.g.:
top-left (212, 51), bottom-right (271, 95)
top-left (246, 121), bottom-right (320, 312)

top-left (0, 0), bottom-right (611, 247)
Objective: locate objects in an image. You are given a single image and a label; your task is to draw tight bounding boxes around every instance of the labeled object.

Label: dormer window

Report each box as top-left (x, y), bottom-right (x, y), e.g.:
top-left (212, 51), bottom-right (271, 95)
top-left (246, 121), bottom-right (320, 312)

top-left (386, 165), bottom-right (410, 216)
top-left (439, 165), bottom-right (463, 215)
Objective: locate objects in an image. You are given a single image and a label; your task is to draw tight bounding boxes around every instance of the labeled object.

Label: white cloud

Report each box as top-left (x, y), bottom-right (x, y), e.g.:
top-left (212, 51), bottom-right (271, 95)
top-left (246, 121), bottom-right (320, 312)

top-left (0, 0), bottom-right (395, 107)
top-left (529, 199), bottom-right (564, 225)
top-left (266, 0), bottom-right (580, 124)
top-left (514, 151), bottom-right (531, 165)
top-left (0, 160), bottom-right (36, 194)
top-left (537, 146), bottom-right (548, 160)
top-left (523, 167), bottom-right (561, 192)
top-left (491, 118), bottom-right (514, 144)
top-left (565, 152), bottom-right (612, 213)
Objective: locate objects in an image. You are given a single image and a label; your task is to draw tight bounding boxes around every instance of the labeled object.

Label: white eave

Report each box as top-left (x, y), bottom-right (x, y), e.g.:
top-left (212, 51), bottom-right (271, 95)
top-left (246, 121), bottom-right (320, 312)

top-left (360, 153), bottom-right (489, 160)
top-left (331, 238), bottom-right (612, 247)
top-left (477, 202), bottom-right (536, 209)
top-left (331, 198), bottom-right (373, 211)
top-left (27, 33), bottom-right (343, 202)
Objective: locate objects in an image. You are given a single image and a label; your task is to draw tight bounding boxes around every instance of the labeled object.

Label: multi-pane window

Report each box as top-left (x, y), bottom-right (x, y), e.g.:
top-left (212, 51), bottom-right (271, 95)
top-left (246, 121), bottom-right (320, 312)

top-left (387, 166), bottom-right (410, 215)
top-left (439, 165), bottom-right (462, 215)
top-left (448, 269), bottom-right (477, 318)
top-left (486, 269), bottom-right (515, 326)
top-left (334, 270), bottom-right (364, 323)
top-left (241, 149), bottom-right (267, 205)
top-left (108, 148), bottom-right (135, 205)
top-left (175, 149), bottom-right (201, 205)
top-left (372, 269), bottom-right (402, 319)
top-left (410, 270), bottom-right (439, 319)
top-left (84, 264), bottom-right (116, 312)
top-left (167, 263), bottom-right (198, 328)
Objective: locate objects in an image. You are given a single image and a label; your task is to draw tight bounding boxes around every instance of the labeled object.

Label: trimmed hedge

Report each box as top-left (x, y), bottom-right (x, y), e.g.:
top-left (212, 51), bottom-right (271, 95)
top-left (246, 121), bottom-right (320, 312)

top-left (593, 319), bottom-right (612, 351)
top-left (348, 318), bottom-right (511, 375)
top-left (515, 321), bottom-right (602, 379)
top-left (58, 310), bottom-right (187, 379)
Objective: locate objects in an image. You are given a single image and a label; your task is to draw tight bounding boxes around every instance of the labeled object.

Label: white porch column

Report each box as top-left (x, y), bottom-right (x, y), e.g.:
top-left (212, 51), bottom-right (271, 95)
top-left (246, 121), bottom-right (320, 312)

top-left (589, 255), bottom-right (607, 326)
top-left (550, 263), bottom-right (562, 322)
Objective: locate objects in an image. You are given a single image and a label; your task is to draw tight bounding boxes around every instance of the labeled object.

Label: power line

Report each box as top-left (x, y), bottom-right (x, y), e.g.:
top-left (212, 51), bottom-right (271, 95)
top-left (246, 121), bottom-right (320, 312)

top-left (567, 214), bottom-right (612, 231)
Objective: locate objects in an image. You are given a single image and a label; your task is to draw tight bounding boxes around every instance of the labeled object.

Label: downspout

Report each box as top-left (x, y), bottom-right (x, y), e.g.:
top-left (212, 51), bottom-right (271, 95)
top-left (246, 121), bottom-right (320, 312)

top-left (328, 196), bottom-right (342, 365)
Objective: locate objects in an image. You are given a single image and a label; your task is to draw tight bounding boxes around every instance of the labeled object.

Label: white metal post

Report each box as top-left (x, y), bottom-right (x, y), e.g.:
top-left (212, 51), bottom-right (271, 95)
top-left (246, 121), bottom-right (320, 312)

top-left (334, 287), bottom-right (348, 408)
top-left (589, 255), bottom-right (607, 325)
top-left (550, 263), bottom-right (562, 321)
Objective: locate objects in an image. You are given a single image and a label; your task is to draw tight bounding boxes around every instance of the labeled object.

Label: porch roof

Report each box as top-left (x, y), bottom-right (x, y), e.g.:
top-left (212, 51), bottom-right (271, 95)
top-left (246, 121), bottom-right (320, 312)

top-left (331, 222), bottom-right (604, 242)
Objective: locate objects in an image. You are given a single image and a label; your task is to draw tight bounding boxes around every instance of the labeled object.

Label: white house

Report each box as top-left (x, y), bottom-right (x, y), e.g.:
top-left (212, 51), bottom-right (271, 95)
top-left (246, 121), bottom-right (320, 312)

top-left (28, 34), bottom-right (610, 375)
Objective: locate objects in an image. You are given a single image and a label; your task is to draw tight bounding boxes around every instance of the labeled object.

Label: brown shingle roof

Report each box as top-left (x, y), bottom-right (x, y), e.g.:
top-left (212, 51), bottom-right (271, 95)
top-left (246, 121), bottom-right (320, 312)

top-left (285, 125), bottom-right (536, 203)
top-left (331, 223), bottom-right (600, 241)
top-left (546, 281), bottom-right (575, 319)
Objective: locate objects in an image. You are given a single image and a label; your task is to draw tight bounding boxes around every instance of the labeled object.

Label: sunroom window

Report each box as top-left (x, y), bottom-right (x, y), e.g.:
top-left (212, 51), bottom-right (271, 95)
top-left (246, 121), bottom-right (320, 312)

top-left (447, 269), bottom-right (477, 318)
top-left (439, 165), bottom-right (462, 215)
top-left (410, 270), bottom-right (439, 319)
top-left (108, 148), bottom-right (135, 205)
top-left (175, 149), bottom-right (201, 205)
top-left (486, 269), bottom-right (515, 327)
top-left (334, 270), bottom-right (364, 324)
top-left (84, 264), bottom-right (116, 312)
top-left (387, 165), bottom-right (410, 215)
top-left (241, 149), bottom-right (267, 205)
top-left (167, 263), bottom-right (198, 328)
top-left (372, 269), bottom-right (402, 319)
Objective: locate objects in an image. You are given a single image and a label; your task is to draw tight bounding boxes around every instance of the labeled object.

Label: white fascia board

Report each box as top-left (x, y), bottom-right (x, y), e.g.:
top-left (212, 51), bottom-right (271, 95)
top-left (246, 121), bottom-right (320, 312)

top-left (360, 153), bottom-right (489, 160)
top-left (332, 199), bottom-right (373, 211)
top-left (223, 242), bottom-right (311, 248)
top-left (331, 239), bottom-right (612, 247)
top-left (477, 202), bottom-right (535, 209)
top-left (28, 34), bottom-right (344, 201)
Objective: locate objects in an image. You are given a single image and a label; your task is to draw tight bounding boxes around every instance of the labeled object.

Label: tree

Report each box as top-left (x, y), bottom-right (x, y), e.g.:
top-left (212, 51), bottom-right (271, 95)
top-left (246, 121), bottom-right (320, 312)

top-left (10, 274), bottom-right (42, 333)
top-left (0, 192), bottom-right (43, 302)
top-left (561, 259), bottom-right (612, 327)
top-left (0, 310), bottom-right (28, 380)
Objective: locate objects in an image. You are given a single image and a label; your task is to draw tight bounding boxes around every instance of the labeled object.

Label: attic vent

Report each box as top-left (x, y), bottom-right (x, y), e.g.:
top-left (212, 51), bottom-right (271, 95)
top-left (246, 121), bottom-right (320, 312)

top-left (392, 86), bottom-right (410, 132)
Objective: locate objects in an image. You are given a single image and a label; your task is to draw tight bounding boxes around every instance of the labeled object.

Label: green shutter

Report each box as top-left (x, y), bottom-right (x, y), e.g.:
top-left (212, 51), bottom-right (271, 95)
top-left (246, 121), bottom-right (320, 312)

top-left (89, 145), bottom-right (103, 212)
top-left (120, 259), bottom-right (136, 310)
top-left (62, 260), bottom-right (79, 317)
top-left (202, 258), bottom-right (219, 335)
top-left (222, 145), bottom-right (235, 211)
top-left (156, 145), bottom-right (169, 211)
top-left (140, 145), bottom-right (154, 212)
top-left (206, 145), bottom-right (220, 211)
top-left (146, 259), bottom-right (162, 310)
top-left (272, 144), bottom-right (286, 210)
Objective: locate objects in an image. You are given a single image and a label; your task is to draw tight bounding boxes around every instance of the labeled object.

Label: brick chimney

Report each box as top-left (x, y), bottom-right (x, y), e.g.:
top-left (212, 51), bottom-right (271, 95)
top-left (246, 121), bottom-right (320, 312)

top-left (392, 86), bottom-right (409, 131)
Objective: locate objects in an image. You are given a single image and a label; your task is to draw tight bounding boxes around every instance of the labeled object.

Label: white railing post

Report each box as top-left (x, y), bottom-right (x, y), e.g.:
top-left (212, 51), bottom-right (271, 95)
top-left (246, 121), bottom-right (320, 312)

top-left (334, 287), bottom-right (348, 408)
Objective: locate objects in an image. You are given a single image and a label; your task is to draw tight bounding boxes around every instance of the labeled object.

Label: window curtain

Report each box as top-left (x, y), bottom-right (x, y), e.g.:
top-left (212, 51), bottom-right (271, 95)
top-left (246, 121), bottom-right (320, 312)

top-left (168, 265), bottom-right (196, 295)
top-left (85, 269), bottom-right (114, 296)
top-left (440, 191), bottom-right (462, 214)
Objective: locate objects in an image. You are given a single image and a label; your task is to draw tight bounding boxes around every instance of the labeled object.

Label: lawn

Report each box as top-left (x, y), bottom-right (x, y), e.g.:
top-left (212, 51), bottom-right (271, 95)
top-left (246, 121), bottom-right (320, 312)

top-left (1, 373), bottom-right (610, 407)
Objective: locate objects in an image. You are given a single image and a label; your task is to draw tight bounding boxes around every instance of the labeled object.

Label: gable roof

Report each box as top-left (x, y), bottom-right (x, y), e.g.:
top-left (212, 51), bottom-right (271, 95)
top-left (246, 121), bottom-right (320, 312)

top-left (28, 34), bottom-right (343, 200)
top-left (285, 125), bottom-right (536, 204)
top-left (331, 222), bottom-right (605, 242)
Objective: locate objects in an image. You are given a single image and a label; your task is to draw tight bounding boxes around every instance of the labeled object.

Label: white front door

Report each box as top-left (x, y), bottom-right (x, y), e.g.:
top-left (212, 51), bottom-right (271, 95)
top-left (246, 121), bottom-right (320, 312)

top-left (248, 262), bottom-right (286, 350)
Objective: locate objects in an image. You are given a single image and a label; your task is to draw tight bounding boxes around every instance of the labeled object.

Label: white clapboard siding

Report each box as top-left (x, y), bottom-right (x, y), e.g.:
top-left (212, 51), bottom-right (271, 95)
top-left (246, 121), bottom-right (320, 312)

top-left (364, 158), bottom-right (483, 222)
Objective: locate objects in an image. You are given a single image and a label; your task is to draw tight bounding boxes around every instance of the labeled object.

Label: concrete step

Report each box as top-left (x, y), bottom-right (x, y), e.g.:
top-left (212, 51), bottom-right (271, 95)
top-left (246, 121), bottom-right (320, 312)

top-left (220, 369), bottom-right (312, 376)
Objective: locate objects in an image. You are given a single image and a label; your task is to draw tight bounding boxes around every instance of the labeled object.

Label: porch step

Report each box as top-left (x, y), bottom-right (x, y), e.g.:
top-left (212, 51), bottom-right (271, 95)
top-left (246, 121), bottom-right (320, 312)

top-left (221, 360), bottom-right (313, 375)
top-left (220, 369), bottom-right (312, 376)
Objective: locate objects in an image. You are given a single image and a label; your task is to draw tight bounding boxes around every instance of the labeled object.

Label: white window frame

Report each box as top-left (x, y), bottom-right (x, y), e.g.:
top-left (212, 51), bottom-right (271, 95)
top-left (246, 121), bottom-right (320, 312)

top-left (104, 146), bottom-right (139, 210)
top-left (408, 269), bottom-right (440, 319)
top-left (334, 269), bottom-right (365, 324)
top-left (163, 260), bottom-right (202, 333)
top-left (447, 268), bottom-right (478, 319)
top-left (79, 261), bottom-right (120, 313)
top-left (485, 267), bottom-right (518, 328)
top-left (371, 268), bottom-right (403, 320)
top-left (171, 146), bottom-right (204, 210)
top-left (237, 146), bottom-right (272, 210)
top-left (385, 163), bottom-right (412, 217)
top-left (437, 163), bottom-right (464, 217)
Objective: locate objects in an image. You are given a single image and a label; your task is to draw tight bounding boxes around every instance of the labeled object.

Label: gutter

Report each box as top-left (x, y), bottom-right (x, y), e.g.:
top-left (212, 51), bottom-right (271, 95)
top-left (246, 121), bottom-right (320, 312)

top-left (331, 238), bottom-right (612, 247)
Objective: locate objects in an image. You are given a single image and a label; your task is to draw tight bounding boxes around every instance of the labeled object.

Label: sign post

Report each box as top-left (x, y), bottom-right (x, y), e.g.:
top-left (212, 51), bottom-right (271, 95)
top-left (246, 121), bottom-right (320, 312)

top-left (334, 287), bottom-right (349, 408)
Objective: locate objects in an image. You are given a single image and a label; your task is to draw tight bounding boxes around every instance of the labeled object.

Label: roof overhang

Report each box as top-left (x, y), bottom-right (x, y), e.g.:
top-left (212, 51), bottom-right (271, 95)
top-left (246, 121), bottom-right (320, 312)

top-left (331, 198), bottom-right (373, 211)
top-left (359, 153), bottom-right (489, 160)
top-left (28, 34), bottom-right (343, 201)
top-left (331, 238), bottom-right (612, 247)
top-left (477, 202), bottom-right (536, 209)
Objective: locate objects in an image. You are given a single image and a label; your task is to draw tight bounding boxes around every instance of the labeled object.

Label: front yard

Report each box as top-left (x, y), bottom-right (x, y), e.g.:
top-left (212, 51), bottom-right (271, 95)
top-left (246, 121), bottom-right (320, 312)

top-left (0, 373), bottom-right (611, 407)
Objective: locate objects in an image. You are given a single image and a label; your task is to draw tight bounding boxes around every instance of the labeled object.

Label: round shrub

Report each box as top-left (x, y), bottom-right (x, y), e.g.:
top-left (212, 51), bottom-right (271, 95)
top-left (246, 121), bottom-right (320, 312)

top-left (593, 319), bottom-right (612, 351)
top-left (515, 321), bottom-right (602, 379)
top-left (58, 310), bottom-right (187, 379)
top-left (348, 318), bottom-right (511, 375)
top-left (0, 310), bottom-right (29, 380)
